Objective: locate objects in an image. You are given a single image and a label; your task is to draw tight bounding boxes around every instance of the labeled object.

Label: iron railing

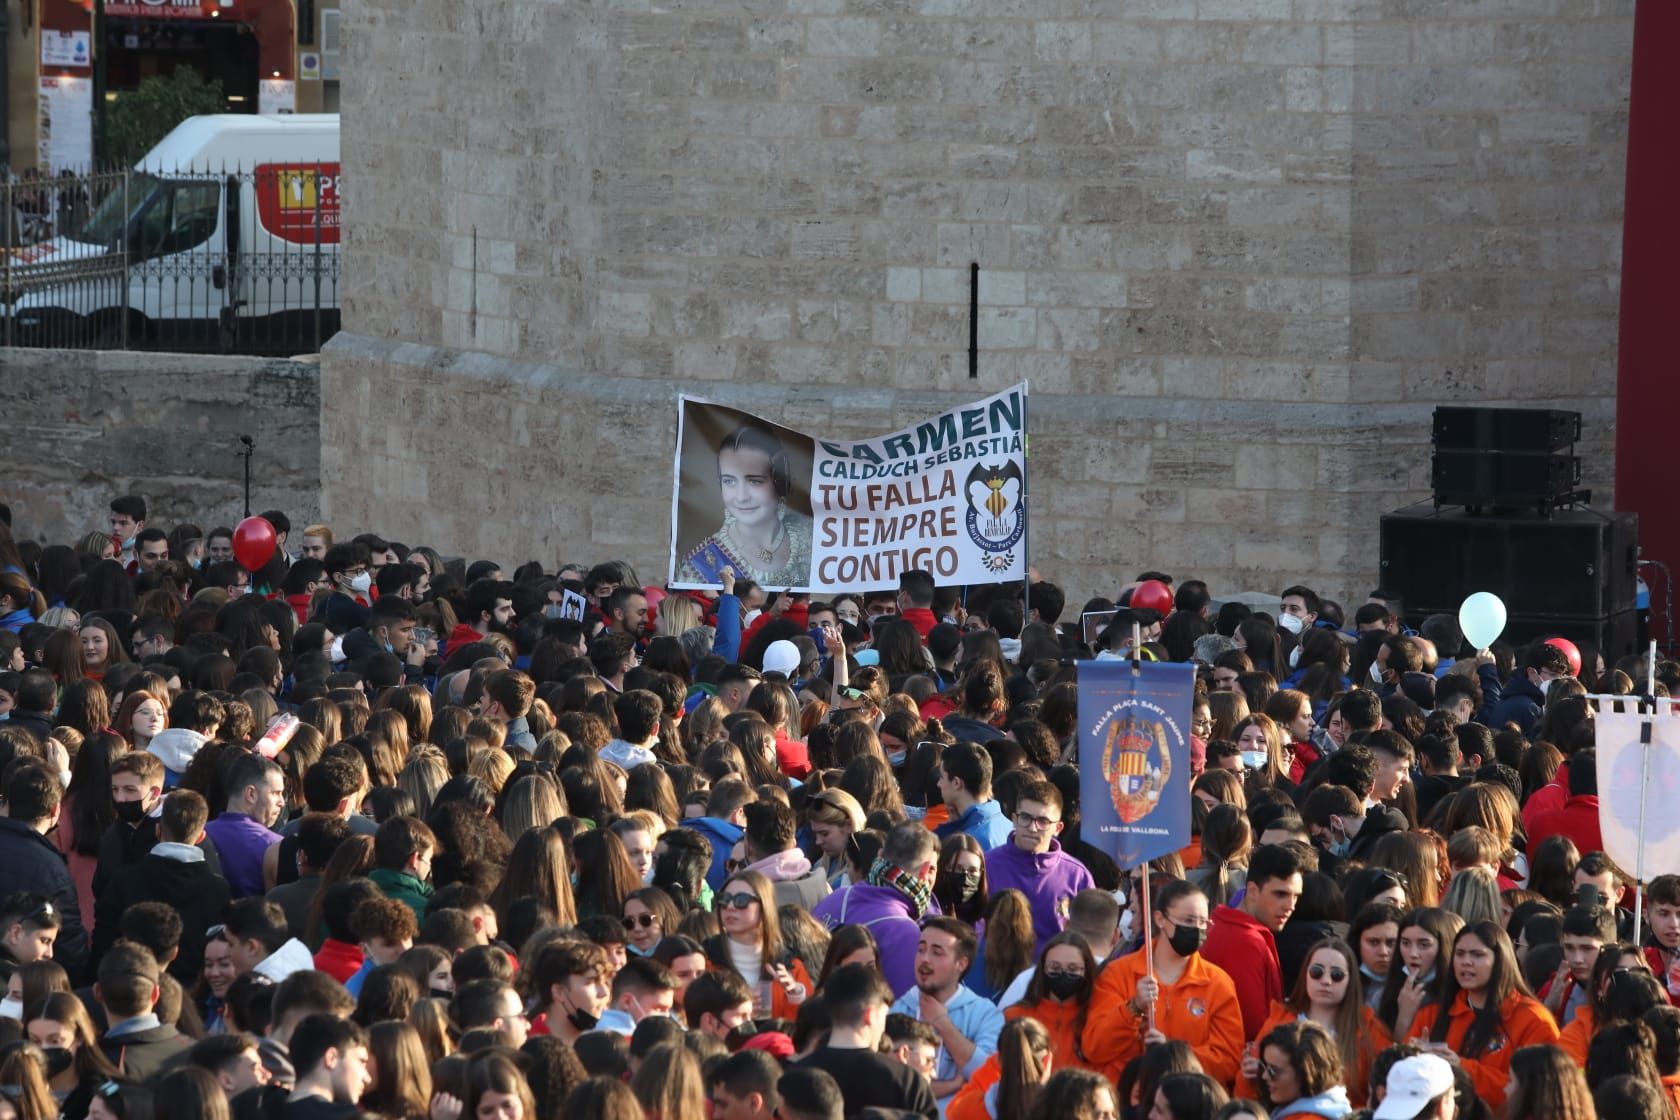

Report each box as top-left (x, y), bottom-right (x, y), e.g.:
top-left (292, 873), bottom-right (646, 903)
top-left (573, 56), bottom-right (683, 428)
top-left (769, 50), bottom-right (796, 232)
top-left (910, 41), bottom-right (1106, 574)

top-left (1, 163), bottom-right (340, 354)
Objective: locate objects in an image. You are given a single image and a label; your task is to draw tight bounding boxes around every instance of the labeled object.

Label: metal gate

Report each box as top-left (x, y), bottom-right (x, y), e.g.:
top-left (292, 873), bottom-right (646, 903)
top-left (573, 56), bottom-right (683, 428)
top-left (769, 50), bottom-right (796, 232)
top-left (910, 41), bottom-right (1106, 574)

top-left (1, 163), bottom-right (341, 354)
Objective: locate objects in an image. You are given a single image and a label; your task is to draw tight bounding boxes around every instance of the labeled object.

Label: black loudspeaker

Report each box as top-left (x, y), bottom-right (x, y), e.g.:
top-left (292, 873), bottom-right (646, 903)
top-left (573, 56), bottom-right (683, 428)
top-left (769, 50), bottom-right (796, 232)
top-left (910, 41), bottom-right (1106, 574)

top-left (1490, 611), bottom-right (1641, 663)
top-left (1431, 450), bottom-right (1580, 510)
top-left (1379, 504), bottom-right (1638, 619)
top-left (1433, 407), bottom-right (1581, 452)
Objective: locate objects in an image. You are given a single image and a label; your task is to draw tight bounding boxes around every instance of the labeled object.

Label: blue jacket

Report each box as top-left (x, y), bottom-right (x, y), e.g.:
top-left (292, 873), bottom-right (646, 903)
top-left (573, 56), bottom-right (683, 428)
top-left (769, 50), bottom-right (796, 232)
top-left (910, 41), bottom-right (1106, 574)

top-left (712, 593), bottom-right (742, 664)
top-left (687, 816), bottom-right (745, 890)
top-left (1485, 675), bottom-right (1544, 738)
top-left (935, 799), bottom-right (1013, 849)
top-left (889, 983), bottom-right (1004, 1086)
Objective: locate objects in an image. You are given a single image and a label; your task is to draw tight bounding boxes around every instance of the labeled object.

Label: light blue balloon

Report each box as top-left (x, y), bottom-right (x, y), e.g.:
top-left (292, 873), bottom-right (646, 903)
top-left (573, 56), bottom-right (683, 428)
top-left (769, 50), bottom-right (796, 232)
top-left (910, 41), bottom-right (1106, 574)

top-left (1458, 592), bottom-right (1507, 650)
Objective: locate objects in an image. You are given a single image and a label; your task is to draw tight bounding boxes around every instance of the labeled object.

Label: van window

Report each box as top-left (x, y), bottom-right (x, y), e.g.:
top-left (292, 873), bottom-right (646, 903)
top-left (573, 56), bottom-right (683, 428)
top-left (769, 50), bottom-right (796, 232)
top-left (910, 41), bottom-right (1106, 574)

top-left (131, 180), bottom-right (221, 261)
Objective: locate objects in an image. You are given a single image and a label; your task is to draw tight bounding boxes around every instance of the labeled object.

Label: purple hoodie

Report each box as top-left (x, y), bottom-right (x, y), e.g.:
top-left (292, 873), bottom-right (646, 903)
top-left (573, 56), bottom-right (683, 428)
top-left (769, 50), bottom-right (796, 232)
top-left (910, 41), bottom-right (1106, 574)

top-left (983, 836), bottom-right (1095, 951)
top-left (811, 882), bottom-right (923, 999)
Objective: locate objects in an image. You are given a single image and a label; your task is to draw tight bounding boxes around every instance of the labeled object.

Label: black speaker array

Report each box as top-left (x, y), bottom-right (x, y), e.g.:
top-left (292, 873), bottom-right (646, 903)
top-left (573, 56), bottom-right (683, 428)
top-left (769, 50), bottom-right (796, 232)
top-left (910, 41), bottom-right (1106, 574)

top-left (1431, 406), bottom-right (1582, 513)
top-left (1380, 407), bottom-right (1637, 657)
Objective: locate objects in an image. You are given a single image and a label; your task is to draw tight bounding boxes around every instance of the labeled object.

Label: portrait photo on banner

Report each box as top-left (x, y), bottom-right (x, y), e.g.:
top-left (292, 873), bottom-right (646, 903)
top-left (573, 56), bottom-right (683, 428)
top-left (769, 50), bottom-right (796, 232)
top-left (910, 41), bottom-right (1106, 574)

top-left (670, 399), bottom-right (817, 591)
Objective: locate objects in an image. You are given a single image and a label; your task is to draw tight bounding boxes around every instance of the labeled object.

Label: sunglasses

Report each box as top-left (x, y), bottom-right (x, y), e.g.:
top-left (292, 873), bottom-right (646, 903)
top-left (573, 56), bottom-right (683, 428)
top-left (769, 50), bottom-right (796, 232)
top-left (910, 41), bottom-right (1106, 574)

top-left (621, 914), bottom-right (658, 931)
top-left (1260, 1061), bottom-right (1286, 1081)
top-left (1307, 964), bottom-right (1348, 983)
top-left (838, 687), bottom-right (870, 703)
top-left (718, 892), bottom-right (759, 911)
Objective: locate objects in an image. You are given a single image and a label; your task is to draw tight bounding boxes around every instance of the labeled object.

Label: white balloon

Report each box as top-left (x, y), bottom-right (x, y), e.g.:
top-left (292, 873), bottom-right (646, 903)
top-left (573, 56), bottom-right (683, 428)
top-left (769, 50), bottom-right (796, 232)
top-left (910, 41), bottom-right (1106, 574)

top-left (1458, 591), bottom-right (1507, 650)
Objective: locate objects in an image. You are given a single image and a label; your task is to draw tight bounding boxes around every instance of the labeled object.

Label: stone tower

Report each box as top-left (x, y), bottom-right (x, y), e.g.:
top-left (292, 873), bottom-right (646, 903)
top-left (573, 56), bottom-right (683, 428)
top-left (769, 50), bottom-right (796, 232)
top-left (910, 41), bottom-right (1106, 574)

top-left (321, 0), bottom-right (1628, 603)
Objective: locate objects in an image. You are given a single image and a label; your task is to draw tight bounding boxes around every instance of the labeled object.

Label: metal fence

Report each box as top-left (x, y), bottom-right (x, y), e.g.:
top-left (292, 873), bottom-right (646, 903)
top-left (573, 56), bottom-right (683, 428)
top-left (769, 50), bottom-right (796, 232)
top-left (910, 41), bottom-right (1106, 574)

top-left (1, 164), bottom-right (341, 354)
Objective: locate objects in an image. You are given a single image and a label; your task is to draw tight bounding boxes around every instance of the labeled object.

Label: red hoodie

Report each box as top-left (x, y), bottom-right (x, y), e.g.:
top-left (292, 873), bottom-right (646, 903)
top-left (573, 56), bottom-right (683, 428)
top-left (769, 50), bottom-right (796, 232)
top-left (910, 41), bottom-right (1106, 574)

top-left (899, 607), bottom-right (938, 641)
top-left (445, 622), bottom-right (485, 656)
top-left (1200, 904), bottom-right (1283, 1039)
top-left (313, 939), bottom-right (364, 984)
top-left (286, 592), bottom-right (314, 626)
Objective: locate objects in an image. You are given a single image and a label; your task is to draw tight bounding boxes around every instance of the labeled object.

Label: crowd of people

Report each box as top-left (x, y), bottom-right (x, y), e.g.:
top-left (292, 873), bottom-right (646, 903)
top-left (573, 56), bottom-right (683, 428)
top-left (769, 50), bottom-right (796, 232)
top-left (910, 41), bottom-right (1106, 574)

top-left (0, 493), bottom-right (1671, 1120)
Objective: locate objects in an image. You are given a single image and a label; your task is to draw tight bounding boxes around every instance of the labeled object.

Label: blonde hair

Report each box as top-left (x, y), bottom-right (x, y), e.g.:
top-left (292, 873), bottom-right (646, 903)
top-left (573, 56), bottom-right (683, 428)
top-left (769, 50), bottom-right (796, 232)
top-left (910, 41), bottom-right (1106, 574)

top-left (620, 808), bottom-right (667, 842)
top-left (500, 774), bottom-right (567, 840)
top-left (656, 596), bottom-right (703, 639)
top-left (397, 749), bottom-right (450, 818)
top-left (806, 787), bottom-right (866, 832)
top-left (302, 524), bottom-right (334, 546)
top-left (467, 747), bottom-right (515, 793)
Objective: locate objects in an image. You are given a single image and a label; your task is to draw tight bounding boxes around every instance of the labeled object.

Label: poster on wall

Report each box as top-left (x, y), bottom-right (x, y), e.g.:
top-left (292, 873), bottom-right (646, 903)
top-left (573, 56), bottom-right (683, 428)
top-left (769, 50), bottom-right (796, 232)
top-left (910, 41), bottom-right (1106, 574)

top-left (40, 31), bottom-right (91, 69)
top-left (668, 384), bottom-right (1029, 593)
top-left (259, 79), bottom-right (297, 115)
top-left (38, 77), bottom-right (93, 173)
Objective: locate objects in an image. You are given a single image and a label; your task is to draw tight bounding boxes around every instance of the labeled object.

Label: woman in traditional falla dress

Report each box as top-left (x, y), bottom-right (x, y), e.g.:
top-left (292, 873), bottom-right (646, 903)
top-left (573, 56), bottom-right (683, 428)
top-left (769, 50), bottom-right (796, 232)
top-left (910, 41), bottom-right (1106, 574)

top-left (678, 423), bottom-right (813, 587)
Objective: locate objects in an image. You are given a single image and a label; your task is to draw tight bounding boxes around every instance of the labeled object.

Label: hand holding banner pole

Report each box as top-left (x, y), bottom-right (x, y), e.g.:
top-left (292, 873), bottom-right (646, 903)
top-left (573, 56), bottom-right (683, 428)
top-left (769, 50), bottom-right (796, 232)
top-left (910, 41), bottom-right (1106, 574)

top-left (1139, 870), bottom-right (1156, 1035)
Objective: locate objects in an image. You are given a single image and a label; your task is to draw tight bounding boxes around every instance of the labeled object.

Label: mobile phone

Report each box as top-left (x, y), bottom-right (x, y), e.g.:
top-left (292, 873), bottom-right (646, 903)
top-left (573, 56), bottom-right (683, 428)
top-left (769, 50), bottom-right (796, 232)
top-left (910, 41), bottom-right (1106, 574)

top-left (414, 626), bottom-right (435, 644)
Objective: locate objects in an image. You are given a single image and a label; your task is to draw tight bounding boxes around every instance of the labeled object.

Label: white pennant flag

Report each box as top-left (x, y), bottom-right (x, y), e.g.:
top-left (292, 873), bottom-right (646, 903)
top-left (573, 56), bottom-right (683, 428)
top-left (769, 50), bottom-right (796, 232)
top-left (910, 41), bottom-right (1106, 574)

top-left (1595, 704), bottom-right (1680, 880)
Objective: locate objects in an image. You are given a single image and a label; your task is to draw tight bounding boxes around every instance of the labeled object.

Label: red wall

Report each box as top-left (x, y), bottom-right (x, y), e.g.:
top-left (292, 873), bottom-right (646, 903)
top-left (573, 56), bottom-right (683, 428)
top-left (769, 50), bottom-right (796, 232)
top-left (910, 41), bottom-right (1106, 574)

top-left (1616, 0), bottom-right (1679, 646)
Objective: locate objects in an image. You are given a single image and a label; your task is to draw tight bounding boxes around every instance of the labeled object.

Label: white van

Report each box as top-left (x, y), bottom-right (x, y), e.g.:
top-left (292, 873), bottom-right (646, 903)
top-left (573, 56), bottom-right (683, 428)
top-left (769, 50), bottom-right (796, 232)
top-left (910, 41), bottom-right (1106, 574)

top-left (6, 113), bottom-right (340, 352)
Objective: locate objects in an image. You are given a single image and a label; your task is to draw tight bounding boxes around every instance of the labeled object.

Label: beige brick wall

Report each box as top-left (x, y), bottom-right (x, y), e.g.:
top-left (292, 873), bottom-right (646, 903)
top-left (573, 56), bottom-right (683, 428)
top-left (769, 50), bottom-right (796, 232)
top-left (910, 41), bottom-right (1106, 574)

top-left (323, 0), bottom-right (1629, 609)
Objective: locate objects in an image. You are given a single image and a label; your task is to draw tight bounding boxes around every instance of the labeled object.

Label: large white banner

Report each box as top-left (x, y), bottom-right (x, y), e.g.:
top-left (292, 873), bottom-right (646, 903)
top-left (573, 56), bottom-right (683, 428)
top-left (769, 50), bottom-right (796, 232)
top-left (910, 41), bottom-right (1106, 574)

top-left (670, 384), bottom-right (1029, 593)
top-left (1596, 704), bottom-right (1680, 879)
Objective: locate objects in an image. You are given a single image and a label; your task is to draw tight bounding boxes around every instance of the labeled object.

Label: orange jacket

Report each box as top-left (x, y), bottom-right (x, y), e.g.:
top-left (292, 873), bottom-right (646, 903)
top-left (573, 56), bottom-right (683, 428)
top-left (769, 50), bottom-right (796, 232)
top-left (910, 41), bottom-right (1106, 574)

top-left (1082, 947), bottom-right (1244, 1087)
top-left (702, 946), bottom-right (813, 1021)
top-left (1233, 1001), bottom-right (1384, 1107)
top-left (1005, 996), bottom-right (1095, 1073)
top-left (1557, 1003), bottom-right (1594, 1066)
top-left (1663, 1074), bottom-right (1680, 1120)
top-left (946, 1055), bottom-right (1002, 1120)
top-left (1406, 990), bottom-right (1558, 1110)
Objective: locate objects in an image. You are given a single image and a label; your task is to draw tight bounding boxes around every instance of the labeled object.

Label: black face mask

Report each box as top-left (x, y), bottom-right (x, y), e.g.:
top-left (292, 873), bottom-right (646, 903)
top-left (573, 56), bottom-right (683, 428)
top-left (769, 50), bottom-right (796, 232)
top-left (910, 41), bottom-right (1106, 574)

top-left (1166, 921), bottom-right (1207, 958)
top-left (113, 799), bottom-right (148, 825)
top-left (40, 1047), bottom-right (72, 1079)
top-left (1044, 971), bottom-right (1084, 1001)
top-left (942, 870), bottom-right (981, 903)
top-left (565, 1006), bottom-right (599, 1031)
top-left (429, 987), bottom-right (454, 1001)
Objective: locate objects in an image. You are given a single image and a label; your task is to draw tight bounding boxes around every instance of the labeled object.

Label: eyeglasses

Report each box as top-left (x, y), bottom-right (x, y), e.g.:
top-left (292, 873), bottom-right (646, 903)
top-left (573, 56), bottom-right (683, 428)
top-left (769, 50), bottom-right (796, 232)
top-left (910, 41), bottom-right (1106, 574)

top-left (718, 892), bottom-right (759, 911)
top-left (1307, 964), bottom-right (1348, 983)
top-left (1259, 1061), bottom-right (1286, 1081)
top-left (1373, 870), bottom-right (1409, 891)
top-left (1015, 811), bottom-right (1058, 831)
top-left (621, 914), bottom-right (658, 931)
top-left (725, 858), bottom-right (746, 873)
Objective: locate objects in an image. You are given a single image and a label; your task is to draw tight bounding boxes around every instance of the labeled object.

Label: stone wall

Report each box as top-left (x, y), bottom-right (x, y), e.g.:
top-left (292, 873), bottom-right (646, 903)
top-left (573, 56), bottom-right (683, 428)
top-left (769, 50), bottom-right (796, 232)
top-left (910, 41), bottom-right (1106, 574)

top-left (0, 348), bottom-right (321, 546)
top-left (323, 0), bottom-right (1631, 608)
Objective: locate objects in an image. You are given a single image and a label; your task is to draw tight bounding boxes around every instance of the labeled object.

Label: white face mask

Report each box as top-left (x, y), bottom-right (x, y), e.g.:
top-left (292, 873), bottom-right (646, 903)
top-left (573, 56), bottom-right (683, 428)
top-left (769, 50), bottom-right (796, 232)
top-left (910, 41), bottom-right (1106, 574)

top-left (1277, 612), bottom-right (1304, 635)
top-left (0, 998), bottom-right (22, 1021)
top-left (1240, 749), bottom-right (1268, 770)
top-left (1118, 907), bottom-right (1135, 944)
top-left (1369, 660), bottom-right (1385, 685)
top-left (348, 572), bottom-right (373, 594)
top-left (1288, 646), bottom-right (1301, 670)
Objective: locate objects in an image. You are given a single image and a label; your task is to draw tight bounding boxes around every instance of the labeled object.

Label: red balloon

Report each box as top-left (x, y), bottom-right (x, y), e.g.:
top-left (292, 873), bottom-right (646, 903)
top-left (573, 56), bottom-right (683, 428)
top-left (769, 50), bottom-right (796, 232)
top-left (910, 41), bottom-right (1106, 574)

top-left (232, 516), bottom-right (278, 572)
top-left (1544, 637), bottom-right (1583, 678)
top-left (1131, 579), bottom-right (1173, 615)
